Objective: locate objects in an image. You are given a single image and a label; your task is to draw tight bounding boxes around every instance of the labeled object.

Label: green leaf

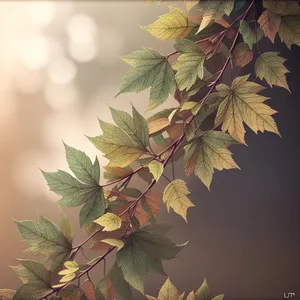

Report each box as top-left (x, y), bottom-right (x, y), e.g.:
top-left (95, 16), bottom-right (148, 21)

top-left (142, 7), bottom-right (193, 40)
top-left (263, 0), bottom-right (300, 16)
top-left (184, 130), bottom-right (239, 189)
top-left (0, 289), bottom-right (15, 300)
top-left (163, 179), bottom-right (194, 222)
top-left (255, 52), bottom-right (290, 92)
top-left (195, 278), bottom-right (210, 300)
top-left (13, 284), bottom-right (51, 300)
top-left (63, 261), bottom-right (79, 273)
top-left (197, 0), bottom-right (234, 32)
top-left (11, 259), bottom-right (51, 288)
top-left (60, 212), bottom-right (73, 244)
top-left (88, 120), bottom-right (146, 167)
top-left (103, 166), bottom-right (132, 182)
top-left (180, 101), bottom-right (198, 111)
top-left (174, 38), bottom-right (201, 54)
top-left (215, 74), bottom-right (280, 144)
top-left (64, 144), bottom-right (100, 185)
top-left (116, 224), bottom-right (185, 294)
top-left (108, 263), bottom-right (132, 300)
top-left (102, 239), bottom-right (124, 251)
top-left (278, 16), bottom-right (300, 49)
top-left (239, 20), bottom-right (263, 49)
top-left (117, 49), bottom-right (176, 109)
top-left (110, 105), bottom-right (149, 149)
top-left (173, 50), bottom-right (206, 91)
top-left (15, 216), bottom-right (71, 257)
top-left (79, 187), bottom-right (106, 227)
top-left (59, 285), bottom-right (83, 300)
top-left (211, 295), bottom-right (225, 300)
top-left (157, 278), bottom-right (178, 300)
top-left (94, 213), bottom-right (122, 231)
top-left (148, 160), bottom-right (164, 181)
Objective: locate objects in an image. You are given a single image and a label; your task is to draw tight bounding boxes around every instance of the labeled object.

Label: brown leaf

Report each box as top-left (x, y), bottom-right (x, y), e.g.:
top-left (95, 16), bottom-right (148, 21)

top-left (83, 279), bottom-right (96, 300)
top-left (148, 118), bottom-right (170, 135)
top-left (232, 42), bottom-right (253, 67)
top-left (99, 278), bottom-right (116, 300)
top-left (258, 9), bottom-right (281, 43)
top-left (167, 124), bottom-right (184, 141)
top-left (135, 191), bottom-right (162, 226)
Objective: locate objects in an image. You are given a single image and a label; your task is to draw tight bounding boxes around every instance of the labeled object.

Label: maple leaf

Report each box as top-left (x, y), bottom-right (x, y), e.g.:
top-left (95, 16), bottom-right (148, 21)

top-left (255, 52), bottom-right (290, 92)
top-left (232, 42), bottom-right (253, 68)
top-left (215, 75), bottom-right (280, 144)
top-left (184, 130), bottom-right (239, 189)
top-left (163, 179), bottom-right (195, 221)
top-left (142, 7), bottom-right (194, 40)
top-left (258, 9), bottom-right (281, 43)
top-left (278, 16), bottom-right (300, 49)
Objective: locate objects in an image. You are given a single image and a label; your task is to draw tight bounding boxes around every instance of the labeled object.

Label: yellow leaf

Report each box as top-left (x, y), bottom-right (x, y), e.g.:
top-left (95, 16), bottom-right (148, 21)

top-left (163, 179), bottom-right (194, 221)
top-left (94, 213), bottom-right (122, 232)
top-left (148, 117), bottom-right (170, 135)
top-left (186, 290), bottom-right (196, 300)
top-left (142, 7), bottom-right (194, 40)
top-left (185, 0), bottom-right (199, 12)
top-left (215, 75), bottom-right (280, 144)
top-left (101, 238), bottom-right (124, 251)
top-left (63, 261), bottom-right (79, 272)
top-left (59, 272), bottom-right (76, 283)
top-left (180, 101), bottom-right (198, 111)
top-left (255, 52), bottom-right (290, 92)
top-left (148, 160), bottom-right (164, 181)
top-left (157, 278), bottom-right (178, 300)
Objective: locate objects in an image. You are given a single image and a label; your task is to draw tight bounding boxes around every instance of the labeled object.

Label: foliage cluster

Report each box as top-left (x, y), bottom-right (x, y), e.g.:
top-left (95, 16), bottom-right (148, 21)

top-left (1, 0), bottom-right (299, 299)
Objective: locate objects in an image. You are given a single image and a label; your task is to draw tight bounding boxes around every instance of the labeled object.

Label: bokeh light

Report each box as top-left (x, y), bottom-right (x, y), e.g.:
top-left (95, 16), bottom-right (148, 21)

top-left (47, 57), bottom-right (77, 84)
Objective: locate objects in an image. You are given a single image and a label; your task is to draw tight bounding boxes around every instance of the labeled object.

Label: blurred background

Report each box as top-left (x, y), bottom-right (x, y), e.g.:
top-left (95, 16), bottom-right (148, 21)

top-left (0, 1), bottom-right (299, 299)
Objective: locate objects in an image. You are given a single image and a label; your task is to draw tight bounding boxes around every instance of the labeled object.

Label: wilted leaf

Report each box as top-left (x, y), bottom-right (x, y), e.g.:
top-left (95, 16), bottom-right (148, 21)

top-left (163, 179), bottom-right (194, 221)
top-left (135, 191), bottom-right (162, 226)
top-left (142, 7), bottom-right (193, 40)
top-left (148, 118), bottom-right (170, 135)
top-left (232, 42), bottom-right (253, 68)
top-left (215, 75), bottom-right (280, 144)
top-left (255, 52), bottom-right (290, 92)
top-left (258, 9), bottom-right (281, 43)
